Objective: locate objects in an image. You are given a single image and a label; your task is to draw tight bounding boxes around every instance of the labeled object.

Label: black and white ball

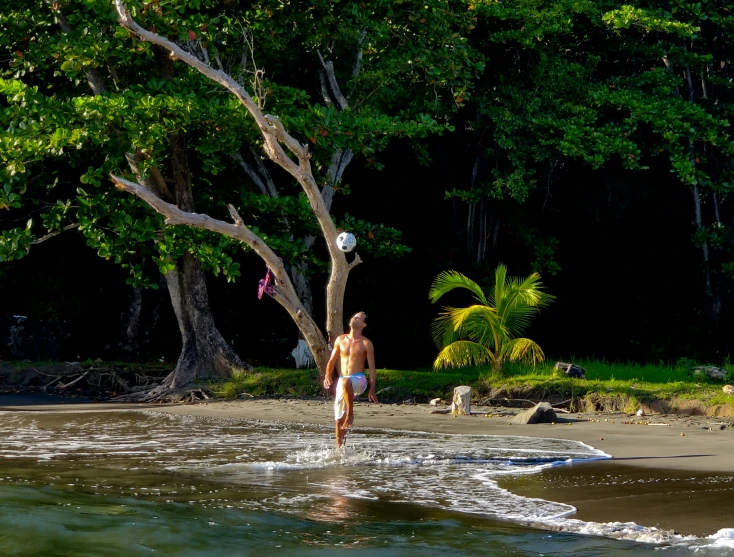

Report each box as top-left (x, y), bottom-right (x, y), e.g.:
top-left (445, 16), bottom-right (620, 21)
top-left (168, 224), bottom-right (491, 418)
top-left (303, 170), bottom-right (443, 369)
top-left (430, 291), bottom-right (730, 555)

top-left (336, 232), bottom-right (357, 253)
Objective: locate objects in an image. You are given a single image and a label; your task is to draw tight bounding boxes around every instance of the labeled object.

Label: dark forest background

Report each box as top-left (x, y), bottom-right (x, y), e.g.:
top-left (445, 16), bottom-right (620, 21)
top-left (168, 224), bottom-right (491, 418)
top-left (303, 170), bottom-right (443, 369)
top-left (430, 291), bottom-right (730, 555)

top-left (1, 0), bottom-right (732, 370)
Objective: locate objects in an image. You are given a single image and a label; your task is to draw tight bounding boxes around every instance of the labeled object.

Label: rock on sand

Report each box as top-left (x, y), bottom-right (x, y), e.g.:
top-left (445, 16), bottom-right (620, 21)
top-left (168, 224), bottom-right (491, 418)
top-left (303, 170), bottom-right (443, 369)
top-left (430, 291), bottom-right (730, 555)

top-left (513, 402), bottom-right (557, 424)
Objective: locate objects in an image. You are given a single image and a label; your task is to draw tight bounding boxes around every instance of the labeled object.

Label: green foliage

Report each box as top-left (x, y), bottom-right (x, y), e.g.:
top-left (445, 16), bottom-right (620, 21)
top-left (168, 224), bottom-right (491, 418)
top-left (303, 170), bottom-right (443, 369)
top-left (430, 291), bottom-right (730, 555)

top-left (0, 0), bottom-right (478, 289)
top-left (429, 265), bottom-right (554, 372)
top-left (445, 0), bottom-right (734, 290)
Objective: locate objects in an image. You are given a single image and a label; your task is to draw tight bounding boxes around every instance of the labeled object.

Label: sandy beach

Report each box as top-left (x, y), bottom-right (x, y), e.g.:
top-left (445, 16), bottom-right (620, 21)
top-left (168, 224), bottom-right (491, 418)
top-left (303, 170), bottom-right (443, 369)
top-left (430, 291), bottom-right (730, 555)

top-left (3, 395), bottom-right (733, 473)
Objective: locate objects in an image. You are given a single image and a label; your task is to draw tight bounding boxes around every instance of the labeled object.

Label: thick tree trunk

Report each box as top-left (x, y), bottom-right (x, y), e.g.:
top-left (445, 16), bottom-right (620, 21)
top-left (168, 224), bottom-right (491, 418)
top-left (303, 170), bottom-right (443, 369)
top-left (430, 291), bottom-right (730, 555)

top-left (158, 132), bottom-right (247, 388)
top-left (162, 252), bottom-right (246, 387)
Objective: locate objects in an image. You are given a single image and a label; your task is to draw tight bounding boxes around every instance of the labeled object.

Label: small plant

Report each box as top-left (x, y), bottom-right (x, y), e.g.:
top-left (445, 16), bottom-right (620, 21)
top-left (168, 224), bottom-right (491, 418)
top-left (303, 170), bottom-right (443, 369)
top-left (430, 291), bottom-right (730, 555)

top-left (231, 368), bottom-right (248, 381)
top-left (429, 265), bottom-right (554, 373)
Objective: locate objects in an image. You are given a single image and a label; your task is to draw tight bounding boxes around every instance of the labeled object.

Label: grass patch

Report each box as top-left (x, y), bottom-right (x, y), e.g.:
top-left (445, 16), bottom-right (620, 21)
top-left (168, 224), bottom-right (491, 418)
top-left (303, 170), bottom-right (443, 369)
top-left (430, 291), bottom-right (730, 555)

top-left (203, 359), bottom-right (734, 415)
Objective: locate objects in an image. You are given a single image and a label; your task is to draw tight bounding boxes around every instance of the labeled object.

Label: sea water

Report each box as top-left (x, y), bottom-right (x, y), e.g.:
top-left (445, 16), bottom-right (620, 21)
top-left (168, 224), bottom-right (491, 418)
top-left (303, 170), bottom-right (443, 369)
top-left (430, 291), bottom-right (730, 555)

top-left (0, 410), bottom-right (731, 556)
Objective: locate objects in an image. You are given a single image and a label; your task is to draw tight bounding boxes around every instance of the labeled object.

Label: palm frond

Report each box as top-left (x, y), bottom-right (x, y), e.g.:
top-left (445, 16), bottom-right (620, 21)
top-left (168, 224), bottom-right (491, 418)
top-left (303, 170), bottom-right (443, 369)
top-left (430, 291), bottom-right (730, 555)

top-left (496, 272), bottom-right (555, 337)
top-left (429, 270), bottom-right (488, 306)
top-left (431, 308), bottom-right (461, 348)
top-left (501, 302), bottom-right (538, 338)
top-left (500, 337), bottom-right (546, 367)
top-left (433, 341), bottom-right (496, 370)
top-left (451, 305), bottom-right (506, 350)
top-left (510, 273), bottom-right (555, 308)
top-left (488, 264), bottom-right (508, 309)
top-left (432, 305), bottom-right (505, 350)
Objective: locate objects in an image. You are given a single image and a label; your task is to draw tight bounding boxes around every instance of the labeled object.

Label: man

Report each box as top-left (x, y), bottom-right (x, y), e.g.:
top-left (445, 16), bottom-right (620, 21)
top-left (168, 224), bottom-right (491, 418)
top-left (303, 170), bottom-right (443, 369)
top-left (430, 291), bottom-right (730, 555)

top-left (323, 311), bottom-right (379, 448)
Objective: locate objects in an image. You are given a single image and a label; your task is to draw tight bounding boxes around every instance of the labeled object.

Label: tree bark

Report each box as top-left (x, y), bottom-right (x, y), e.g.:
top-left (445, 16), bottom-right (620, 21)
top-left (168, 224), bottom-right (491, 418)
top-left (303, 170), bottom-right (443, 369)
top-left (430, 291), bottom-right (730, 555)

top-left (162, 252), bottom-right (246, 387)
top-left (162, 132), bottom-right (247, 387)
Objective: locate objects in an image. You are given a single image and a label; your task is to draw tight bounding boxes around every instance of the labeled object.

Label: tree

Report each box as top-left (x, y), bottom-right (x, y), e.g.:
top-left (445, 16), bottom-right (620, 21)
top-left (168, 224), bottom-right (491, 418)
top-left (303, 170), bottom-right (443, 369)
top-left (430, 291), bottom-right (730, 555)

top-left (445, 0), bottom-right (734, 332)
top-left (108, 0), bottom-right (479, 382)
top-left (0, 1), bottom-right (248, 394)
top-left (429, 266), bottom-right (553, 372)
top-left (209, 0), bottom-right (483, 365)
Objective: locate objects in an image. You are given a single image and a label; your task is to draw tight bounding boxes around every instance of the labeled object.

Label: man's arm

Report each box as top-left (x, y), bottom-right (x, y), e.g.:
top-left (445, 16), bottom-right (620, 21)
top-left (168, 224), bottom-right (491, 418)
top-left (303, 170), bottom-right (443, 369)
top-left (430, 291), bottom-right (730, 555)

top-left (366, 340), bottom-right (378, 403)
top-left (323, 338), bottom-right (341, 389)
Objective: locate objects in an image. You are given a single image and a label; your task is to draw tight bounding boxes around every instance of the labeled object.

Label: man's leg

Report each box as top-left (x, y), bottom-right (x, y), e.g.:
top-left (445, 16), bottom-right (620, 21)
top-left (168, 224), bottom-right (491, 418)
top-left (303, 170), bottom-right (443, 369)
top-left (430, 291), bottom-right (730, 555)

top-left (339, 376), bottom-right (355, 431)
top-left (335, 420), bottom-right (344, 448)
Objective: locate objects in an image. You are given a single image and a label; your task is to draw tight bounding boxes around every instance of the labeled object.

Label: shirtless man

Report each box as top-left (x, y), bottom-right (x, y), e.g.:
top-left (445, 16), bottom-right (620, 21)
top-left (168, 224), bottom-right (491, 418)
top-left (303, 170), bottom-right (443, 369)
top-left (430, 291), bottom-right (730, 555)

top-left (323, 311), bottom-right (378, 448)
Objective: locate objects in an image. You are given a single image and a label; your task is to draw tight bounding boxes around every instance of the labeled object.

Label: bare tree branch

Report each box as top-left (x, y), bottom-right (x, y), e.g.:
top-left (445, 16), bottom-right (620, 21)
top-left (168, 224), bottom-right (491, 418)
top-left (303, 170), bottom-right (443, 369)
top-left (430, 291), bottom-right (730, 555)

top-left (322, 149), bottom-right (354, 210)
top-left (317, 50), bottom-right (349, 110)
top-left (352, 28), bottom-right (368, 78)
top-left (348, 253), bottom-right (363, 271)
top-left (319, 69), bottom-right (334, 106)
top-left (111, 172), bottom-right (328, 354)
top-left (114, 0), bottom-right (345, 258)
top-left (232, 151), bottom-right (269, 196)
top-left (31, 223), bottom-right (80, 245)
top-left (248, 143), bottom-right (278, 197)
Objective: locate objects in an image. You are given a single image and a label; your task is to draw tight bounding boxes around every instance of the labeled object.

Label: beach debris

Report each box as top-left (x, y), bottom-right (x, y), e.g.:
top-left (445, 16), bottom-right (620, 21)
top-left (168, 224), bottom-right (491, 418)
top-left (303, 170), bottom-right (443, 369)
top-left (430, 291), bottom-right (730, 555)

top-left (723, 385), bottom-right (734, 395)
top-left (429, 398), bottom-right (442, 406)
top-left (681, 433), bottom-right (685, 436)
top-left (691, 366), bottom-right (727, 381)
top-left (600, 437), bottom-right (604, 440)
top-left (512, 402), bottom-right (557, 424)
top-left (554, 361), bottom-right (586, 378)
top-left (636, 409), bottom-right (645, 417)
top-left (451, 386), bottom-right (471, 416)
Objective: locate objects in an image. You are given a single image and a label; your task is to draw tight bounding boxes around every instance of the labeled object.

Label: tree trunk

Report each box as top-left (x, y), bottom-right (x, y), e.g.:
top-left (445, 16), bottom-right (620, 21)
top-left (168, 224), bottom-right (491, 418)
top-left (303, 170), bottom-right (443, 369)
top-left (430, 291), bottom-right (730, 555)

top-left (119, 285), bottom-right (143, 358)
top-left (289, 255), bottom-right (316, 368)
top-left (451, 386), bottom-right (471, 416)
top-left (157, 132), bottom-right (247, 388)
top-left (162, 252), bottom-right (246, 387)
top-left (290, 149), bottom-right (353, 364)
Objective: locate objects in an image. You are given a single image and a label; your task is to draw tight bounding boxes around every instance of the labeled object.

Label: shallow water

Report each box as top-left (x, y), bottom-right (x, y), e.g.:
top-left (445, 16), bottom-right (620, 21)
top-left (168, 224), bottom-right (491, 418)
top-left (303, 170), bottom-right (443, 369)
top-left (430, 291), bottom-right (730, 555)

top-left (0, 410), bottom-right (732, 556)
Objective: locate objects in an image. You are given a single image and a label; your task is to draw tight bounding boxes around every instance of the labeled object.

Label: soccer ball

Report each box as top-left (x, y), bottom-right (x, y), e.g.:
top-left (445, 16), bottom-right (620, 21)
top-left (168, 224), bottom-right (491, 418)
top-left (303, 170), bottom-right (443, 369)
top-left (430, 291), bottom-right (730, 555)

top-left (336, 231), bottom-right (357, 252)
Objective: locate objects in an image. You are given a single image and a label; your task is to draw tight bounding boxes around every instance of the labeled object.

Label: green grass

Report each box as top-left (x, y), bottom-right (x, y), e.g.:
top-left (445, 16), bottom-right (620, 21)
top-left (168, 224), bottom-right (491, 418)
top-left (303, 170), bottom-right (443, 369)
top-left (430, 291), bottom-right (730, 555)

top-left (7, 358), bottom-right (729, 412)
top-left (202, 359), bottom-right (734, 413)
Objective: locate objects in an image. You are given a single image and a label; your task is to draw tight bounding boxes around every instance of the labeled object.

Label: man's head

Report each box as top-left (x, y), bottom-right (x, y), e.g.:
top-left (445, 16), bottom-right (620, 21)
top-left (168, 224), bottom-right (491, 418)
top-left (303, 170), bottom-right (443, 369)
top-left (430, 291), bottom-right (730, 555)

top-left (349, 311), bottom-right (368, 332)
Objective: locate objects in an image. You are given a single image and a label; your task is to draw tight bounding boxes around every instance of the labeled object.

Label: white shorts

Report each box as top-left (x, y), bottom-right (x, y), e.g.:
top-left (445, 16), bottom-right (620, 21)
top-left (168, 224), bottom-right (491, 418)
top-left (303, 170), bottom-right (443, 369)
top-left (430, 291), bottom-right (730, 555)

top-left (334, 373), bottom-right (367, 420)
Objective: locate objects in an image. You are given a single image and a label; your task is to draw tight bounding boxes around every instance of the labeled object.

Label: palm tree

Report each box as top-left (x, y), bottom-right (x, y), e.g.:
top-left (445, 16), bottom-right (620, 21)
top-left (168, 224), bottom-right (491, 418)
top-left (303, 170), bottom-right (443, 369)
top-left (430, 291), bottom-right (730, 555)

top-left (429, 265), bottom-right (554, 373)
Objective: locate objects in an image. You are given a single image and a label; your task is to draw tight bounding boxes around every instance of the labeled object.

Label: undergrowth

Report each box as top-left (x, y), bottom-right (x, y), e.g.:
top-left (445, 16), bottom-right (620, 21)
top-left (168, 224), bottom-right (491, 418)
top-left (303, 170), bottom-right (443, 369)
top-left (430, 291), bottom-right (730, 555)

top-left (202, 359), bottom-right (734, 409)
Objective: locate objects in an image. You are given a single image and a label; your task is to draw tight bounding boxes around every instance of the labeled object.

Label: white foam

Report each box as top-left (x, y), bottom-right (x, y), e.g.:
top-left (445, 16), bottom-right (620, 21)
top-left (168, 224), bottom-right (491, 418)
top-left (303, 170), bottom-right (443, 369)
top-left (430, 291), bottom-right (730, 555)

top-left (691, 529), bottom-right (734, 552)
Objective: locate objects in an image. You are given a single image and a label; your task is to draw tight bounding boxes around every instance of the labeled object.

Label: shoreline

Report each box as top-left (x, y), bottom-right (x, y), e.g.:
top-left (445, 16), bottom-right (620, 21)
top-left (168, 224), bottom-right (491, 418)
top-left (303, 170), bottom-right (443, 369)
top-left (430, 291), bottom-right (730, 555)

top-left (3, 395), bottom-right (733, 473)
top-left (3, 395), bottom-right (734, 537)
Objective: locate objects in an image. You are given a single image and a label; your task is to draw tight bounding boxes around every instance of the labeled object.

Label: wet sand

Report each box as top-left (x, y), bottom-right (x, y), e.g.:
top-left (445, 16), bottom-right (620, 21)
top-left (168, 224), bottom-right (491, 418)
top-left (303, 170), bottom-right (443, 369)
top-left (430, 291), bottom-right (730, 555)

top-left (3, 395), bottom-right (732, 473)
top-left (2, 395), bottom-right (733, 536)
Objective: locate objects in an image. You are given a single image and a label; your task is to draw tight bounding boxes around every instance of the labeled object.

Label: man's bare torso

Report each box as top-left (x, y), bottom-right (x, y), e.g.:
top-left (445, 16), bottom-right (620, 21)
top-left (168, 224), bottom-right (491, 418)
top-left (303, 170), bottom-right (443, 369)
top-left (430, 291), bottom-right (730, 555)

top-left (335, 334), bottom-right (372, 376)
